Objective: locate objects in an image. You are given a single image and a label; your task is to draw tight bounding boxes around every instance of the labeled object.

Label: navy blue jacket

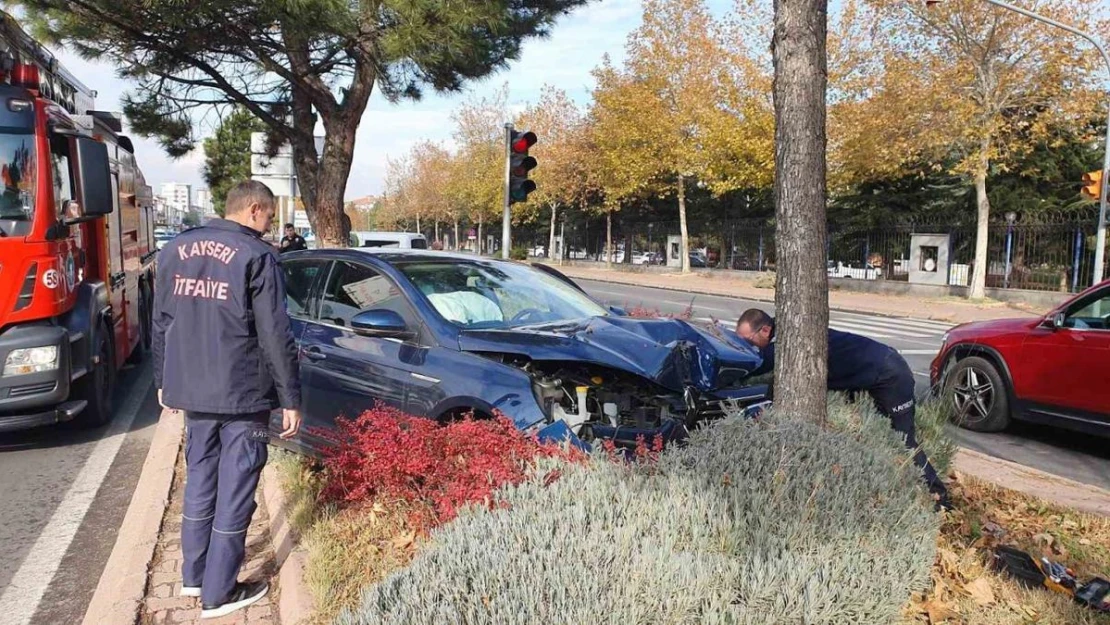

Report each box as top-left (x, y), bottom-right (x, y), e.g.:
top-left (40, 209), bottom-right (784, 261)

top-left (152, 219), bottom-right (301, 414)
top-left (750, 328), bottom-right (896, 390)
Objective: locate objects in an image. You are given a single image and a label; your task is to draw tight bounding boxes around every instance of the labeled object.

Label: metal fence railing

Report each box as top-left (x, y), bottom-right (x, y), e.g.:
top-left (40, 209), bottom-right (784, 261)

top-left (514, 216), bottom-right (1108, 294)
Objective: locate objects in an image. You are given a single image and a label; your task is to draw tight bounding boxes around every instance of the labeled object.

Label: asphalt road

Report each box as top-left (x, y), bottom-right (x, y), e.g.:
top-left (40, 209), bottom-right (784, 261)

top-left (0, 361), bottom-right (159, 625)
top-left (579, 278), bottom-right (1110, 491)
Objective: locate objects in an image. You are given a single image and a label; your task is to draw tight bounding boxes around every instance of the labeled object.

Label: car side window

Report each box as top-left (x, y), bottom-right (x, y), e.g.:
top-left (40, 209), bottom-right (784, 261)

top-left (319, 261), bottom-right (416, 330)
top-left (282, 259), bottom-right (327, 319)
top-left (1065, 290), bottom-right (1110, 330)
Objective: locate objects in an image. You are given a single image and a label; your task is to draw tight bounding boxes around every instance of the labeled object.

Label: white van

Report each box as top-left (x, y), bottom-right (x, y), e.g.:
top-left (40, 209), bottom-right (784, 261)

top-left (349, 231), bottom-right (428, 249)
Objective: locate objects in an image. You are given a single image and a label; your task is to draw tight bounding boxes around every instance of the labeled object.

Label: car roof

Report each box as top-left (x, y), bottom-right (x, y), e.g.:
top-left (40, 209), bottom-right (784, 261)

top-left (292, 248), bottom-right (519, 267)
top-left (351, 231), bottom-right (426, 239)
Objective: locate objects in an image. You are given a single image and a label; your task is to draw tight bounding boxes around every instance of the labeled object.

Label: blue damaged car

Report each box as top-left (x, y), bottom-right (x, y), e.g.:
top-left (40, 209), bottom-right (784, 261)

top-left (270, 249), bottom-right (769, 456)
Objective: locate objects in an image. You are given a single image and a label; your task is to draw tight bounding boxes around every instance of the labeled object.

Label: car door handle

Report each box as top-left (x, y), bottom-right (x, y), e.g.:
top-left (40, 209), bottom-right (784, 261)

top-left (303, 346), bottom-right (326, 361)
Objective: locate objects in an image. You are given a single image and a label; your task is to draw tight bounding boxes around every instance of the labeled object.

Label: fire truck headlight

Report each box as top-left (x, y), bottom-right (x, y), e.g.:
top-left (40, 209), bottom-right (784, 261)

top-left (4, 346), bottom-right (59, 376)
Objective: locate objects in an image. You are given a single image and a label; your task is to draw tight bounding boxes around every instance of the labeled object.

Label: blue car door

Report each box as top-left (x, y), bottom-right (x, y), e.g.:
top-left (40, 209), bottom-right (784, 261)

top-left (299, 259), bottom-right (422, 433)
top-left (268, 257), bottom-right (328, 453)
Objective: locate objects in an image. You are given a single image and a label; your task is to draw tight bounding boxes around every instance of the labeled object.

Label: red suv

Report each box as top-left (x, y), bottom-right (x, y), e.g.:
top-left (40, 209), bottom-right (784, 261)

top-left (931, 280), bottom-right (1110, 435)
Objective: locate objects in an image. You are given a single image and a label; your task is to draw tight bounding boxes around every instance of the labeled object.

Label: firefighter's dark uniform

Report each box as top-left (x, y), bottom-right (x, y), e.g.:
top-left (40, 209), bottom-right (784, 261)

top-left (152, 218), bottom-right (300, 607)
top-left (750, 327), bottom-right (948, 501)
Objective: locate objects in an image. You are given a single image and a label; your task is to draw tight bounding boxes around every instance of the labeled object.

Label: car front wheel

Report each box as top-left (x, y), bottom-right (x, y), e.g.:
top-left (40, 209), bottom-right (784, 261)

top-left (944, 356), bottom-right (1010, 432)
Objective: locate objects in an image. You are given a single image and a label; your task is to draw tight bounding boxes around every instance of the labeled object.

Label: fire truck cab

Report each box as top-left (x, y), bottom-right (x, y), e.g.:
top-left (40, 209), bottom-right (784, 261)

top-left (0, 15), bottom-right (155, 432)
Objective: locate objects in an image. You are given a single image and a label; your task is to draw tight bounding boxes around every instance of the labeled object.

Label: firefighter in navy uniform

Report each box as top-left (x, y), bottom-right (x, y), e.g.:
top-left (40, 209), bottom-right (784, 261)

top-left (735, 308), bottom-right (951, 511)
top-left (152, 180), bottom-right (302, 620)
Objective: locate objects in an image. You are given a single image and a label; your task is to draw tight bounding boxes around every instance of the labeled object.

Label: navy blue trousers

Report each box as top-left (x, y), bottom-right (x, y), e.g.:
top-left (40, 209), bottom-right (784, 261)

top-left (867, 350), bottom-right (946, 495)
top-left (182, 411), bottom-right (269, 606)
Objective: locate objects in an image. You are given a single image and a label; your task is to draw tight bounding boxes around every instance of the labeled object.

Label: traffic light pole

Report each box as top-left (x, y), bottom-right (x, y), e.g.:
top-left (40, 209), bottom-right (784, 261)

top-left (502, 123), bottom-right (513, 260)
top-left (976, 0), bottom-right (1109, 283)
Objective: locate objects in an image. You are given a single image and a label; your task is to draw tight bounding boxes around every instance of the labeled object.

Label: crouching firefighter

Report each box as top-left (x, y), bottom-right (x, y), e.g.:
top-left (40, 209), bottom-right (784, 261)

top-left (735, 308), bottom-right (951, 511)
top-left (153, 180), bottom-right (302, 619)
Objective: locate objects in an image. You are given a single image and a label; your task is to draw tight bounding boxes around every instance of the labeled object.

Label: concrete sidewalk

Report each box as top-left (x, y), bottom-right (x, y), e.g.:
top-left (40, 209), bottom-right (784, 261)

top-left (551, 263), bottom-right (1047, 324)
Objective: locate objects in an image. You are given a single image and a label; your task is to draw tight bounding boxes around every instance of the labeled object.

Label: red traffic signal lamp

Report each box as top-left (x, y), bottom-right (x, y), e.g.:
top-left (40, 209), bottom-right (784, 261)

top-left (512, 130), bottom-right (536, 154)
top-left (509, 129), bottom-right (537, 204)
top-left (1082, 170), bottom-right (1103, 201)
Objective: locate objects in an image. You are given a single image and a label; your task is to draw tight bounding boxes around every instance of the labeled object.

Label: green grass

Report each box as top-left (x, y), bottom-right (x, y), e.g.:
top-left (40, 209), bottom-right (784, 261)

top-left (270, 449), bottom-right (328, 536)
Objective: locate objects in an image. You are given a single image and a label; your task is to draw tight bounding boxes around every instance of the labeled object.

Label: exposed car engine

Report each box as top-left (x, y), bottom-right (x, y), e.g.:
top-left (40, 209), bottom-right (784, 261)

top-left (511, 358), bottom-right (764, 447)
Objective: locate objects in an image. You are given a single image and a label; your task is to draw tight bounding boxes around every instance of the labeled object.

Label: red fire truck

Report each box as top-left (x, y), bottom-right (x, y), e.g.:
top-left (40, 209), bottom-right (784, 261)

top-left (0, 13), bottom-right (156, 432)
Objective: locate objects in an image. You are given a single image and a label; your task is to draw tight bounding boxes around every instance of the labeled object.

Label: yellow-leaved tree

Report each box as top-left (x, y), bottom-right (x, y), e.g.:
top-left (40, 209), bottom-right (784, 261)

top-left (449, 87), bottom-right (509, 255)
top-left (590, 0), bottom-right (774, 272)
top-left (851, 0), bottom-right (1104, 298)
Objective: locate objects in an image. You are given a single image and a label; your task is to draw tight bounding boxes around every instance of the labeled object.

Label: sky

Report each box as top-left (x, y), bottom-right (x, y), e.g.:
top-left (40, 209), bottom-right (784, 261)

top-left (48, 0), bottom-right (733, 202)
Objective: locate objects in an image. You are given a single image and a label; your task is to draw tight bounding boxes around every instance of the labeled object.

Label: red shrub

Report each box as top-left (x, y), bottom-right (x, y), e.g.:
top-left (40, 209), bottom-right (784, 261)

top-left (319, 404), bottom-right (576, 527)
top-left (598, 433), bottom-right (665, 464)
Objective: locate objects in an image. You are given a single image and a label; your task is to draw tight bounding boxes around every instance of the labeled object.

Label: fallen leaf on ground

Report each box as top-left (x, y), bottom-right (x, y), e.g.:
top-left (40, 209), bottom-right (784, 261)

top-left (923, 598), bottom-right (960, 622)
top-left (1033, 532), bottom-right (1054, 548)
top-left (982, 521), bottom-right (1006, 540)
top-left (937, 548), bottom-right (960, 576)
top-left (964, 577), bottom-right (995, 605)
top-left (390, 530), bottom-right (416, 551)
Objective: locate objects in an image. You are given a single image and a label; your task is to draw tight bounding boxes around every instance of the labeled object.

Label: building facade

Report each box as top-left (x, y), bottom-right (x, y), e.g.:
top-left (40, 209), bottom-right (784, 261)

top-left (195, 188), bottom-right (216, 218)
top-left (155, 183), bottom-right (192, 227)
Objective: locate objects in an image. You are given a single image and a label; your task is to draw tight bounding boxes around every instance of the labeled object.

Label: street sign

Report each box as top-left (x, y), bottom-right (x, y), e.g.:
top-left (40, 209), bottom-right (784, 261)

top-left (293, 210), bottom-right (310, 229)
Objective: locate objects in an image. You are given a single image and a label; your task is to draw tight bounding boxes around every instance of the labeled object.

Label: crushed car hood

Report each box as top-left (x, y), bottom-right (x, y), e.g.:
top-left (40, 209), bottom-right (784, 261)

top-left (458, 316), bottom-right (763, 393)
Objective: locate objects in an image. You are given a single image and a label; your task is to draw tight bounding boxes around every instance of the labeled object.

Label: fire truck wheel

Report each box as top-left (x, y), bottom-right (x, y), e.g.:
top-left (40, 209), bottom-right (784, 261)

top-left (75, 324), bottom-right (115, 427)
top-left (127, 283), bottom-right (153, 365)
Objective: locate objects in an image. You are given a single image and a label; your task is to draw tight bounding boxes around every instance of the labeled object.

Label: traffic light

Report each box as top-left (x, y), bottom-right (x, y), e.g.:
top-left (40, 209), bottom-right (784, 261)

top-left (1082, 170), bottom-right (1103, 201)
top-left (508, 129), bottom-right (537, 204)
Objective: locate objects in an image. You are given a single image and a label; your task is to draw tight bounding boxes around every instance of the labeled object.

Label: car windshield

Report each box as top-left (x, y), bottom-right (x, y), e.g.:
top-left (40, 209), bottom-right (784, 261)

top-left (397, 260), bottom-right (609, 329)
top-left (0, 131), bottom-right (36, 222)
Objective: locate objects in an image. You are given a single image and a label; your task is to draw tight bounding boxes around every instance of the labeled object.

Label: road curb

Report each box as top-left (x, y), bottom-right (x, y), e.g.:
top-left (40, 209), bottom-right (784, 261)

top-left (953, 448), bottom-right (1110, 517)
top-left (261, 462), bottom-right (315, 625)
top-left (81, 409), bottom-right (183, 625)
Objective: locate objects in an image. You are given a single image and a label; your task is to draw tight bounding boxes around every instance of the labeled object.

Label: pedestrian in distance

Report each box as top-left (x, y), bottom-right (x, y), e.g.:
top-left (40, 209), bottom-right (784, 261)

top-left (279, 222), bottom-right (308, 253)
top-left (734, 308), bottom-right (951, 511)
top-left (153, 180), bottom-right (302, 619)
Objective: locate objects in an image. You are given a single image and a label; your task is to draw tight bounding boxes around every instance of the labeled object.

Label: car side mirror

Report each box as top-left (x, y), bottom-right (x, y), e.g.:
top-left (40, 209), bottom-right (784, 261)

top-left (350, 309), bottom-right (414, 339)
top-left (1050, 312), bottom-right (1066, 329)
top-left (608, 305), bottom-right (627, 316)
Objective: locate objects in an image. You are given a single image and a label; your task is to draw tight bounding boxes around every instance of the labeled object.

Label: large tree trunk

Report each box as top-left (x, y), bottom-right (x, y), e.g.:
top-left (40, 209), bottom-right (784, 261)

top-left (772, 0), bottom-right (829, 423)
top-left (548, 203), bottom-right (558, 260)
top-left (970, 141), bottom-right (991, 299)
top-left (289, 114), bottom-right (360, 249)
top-left (434, 221), bottom-right (440, 245)
top-left (678, 174), bottom-right (691, 273)
top-left (307, 141), bottom-right (354, 248)
top-left (287, 95), bottom-right (361, 249)
top-left (606, 210), bottom-right (613, 266)
top-left (478, 214), bottom-right (484, 255)
top-left (454, 219), bottom-right (460, 251)
top-left (416, 213), bottom-right (421, 236)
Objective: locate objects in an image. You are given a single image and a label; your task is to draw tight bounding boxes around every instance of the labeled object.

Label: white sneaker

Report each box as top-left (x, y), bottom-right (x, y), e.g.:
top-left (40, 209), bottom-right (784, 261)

top-left (181, 586), bottom-right (201, 598)
top-left (200, 581), bottom-right (268, 619)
